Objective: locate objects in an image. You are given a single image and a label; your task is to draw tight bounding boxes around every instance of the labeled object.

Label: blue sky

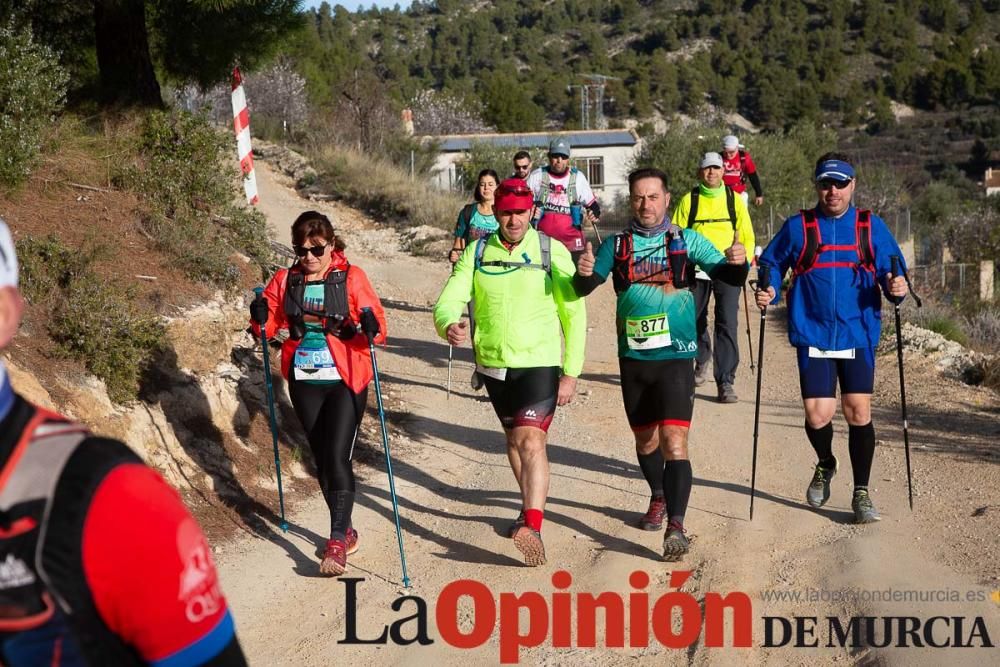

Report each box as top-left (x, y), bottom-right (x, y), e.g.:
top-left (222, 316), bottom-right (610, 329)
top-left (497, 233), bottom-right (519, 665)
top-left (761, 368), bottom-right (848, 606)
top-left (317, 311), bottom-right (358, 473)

top-left (302, 1), bottom-right (406, 11)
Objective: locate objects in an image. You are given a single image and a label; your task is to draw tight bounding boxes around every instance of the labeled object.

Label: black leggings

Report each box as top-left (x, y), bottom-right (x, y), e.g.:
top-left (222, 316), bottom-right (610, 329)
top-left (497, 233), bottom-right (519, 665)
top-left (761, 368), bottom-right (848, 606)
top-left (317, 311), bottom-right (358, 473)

top-left (288, 376), bottom-right (368, 539)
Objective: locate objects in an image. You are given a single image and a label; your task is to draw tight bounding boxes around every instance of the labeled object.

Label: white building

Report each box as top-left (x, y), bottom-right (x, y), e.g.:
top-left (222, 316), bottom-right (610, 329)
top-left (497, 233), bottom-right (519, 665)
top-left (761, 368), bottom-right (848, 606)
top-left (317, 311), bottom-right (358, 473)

top-left (985, 167), bottom-right (1000, 196)
top-left (426, 129), bottom-right (641, 206)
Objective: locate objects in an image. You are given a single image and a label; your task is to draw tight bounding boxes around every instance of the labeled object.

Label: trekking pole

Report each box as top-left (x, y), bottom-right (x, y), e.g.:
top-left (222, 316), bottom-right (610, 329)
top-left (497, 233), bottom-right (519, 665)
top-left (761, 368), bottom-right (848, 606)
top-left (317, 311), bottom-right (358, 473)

top-left (749, 266), bottom-right (770, 521)
top-left (589, 216), bottom-right (603, 245)
top-left (361, 307), bottom-right (411, 588)
top-left (891, 256), bottom-right (921, 511)
top-left (446, 344), bottom-right (453, 399)
top-left (742, 284), bottom-right (755, 372)
top-left (251, 287), bottom-right (289, 533)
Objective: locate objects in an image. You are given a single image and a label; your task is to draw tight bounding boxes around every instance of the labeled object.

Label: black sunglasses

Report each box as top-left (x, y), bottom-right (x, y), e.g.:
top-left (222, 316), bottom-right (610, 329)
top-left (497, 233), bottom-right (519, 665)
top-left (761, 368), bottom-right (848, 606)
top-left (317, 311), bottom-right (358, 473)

top-left (293, 244), bottom-right (328, 257)
top-left (817, 178), bottom-right (852, 190)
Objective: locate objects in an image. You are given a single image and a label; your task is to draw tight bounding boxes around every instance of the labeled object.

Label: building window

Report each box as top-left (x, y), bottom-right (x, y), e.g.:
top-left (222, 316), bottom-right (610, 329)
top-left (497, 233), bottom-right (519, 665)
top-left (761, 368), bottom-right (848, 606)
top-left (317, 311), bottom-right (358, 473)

top-left (574, 156), bottom-right (604, 188)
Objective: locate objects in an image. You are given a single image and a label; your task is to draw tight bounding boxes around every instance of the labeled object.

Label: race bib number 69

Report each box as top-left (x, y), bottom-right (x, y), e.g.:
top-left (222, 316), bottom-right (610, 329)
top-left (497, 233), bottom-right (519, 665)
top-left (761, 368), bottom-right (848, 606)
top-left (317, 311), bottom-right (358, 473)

top-left (625, 313), bottom-right (671, 350)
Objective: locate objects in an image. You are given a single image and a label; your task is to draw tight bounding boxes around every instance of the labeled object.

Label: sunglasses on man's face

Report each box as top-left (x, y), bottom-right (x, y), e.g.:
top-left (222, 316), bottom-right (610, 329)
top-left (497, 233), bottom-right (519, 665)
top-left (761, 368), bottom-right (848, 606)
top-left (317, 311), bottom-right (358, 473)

top-left (817, 179), bottom-right (852, 191)
top-left (293, 244), bottom-right (328, 258)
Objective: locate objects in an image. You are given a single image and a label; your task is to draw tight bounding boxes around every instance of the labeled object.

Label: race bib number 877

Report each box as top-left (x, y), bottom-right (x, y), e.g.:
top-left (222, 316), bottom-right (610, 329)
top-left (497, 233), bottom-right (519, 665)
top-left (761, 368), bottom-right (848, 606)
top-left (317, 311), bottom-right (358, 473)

top-left (625, 313), bottom-right (671, 350)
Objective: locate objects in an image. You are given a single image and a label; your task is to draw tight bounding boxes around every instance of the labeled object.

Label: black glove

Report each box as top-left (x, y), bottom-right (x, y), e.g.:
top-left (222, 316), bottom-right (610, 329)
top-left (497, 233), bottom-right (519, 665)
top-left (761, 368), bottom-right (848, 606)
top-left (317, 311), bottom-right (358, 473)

top-left (250, 294), bottom-right (268, 324)
top-left (360, 307), bottom-right (380, 341)
top-left (327, 315), bottom-right (357, 341)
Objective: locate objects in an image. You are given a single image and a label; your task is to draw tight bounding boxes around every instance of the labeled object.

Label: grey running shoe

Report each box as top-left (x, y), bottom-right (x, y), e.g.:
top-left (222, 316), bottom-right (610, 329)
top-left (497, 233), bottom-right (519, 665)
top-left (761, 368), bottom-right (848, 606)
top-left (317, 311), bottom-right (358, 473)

top-left (694, 363), bottom-right (709, 387)
top-left (638, 496), bottom-right (666, 531)
top-left (513, 526), bottom-right (546, 566)
top-left (806, 457), bottom-right (838, 508)
top-left (717, 383), bottom-right (738, 403)
top-left (852, 489), bottom-right (881, 524)
top-left (471, 370), bottom-right (484, 391)
top-left (507, 509), bottom-right (526, 538)
top-left (662, 520), bottom-right (690, 562)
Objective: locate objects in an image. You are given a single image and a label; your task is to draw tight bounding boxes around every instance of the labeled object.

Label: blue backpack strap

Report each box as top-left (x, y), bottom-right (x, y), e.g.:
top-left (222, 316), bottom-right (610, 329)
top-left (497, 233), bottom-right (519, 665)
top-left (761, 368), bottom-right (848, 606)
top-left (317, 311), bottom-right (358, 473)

top-left (474, 233), bottom-right (490, 272)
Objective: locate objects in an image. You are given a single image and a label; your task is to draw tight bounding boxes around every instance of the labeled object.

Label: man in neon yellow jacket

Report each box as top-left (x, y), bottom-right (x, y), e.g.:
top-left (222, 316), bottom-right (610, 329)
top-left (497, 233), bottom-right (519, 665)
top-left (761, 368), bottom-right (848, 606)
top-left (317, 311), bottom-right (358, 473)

top-left (672, 152), bottom-right (756, 403)
top-left (433, 178), bottom-right (586, 567)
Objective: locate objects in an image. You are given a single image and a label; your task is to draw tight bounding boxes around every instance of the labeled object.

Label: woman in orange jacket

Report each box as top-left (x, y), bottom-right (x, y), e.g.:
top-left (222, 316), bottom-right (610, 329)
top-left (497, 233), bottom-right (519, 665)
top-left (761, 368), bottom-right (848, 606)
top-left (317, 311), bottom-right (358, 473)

top-left (251, 211), bottom-right (387, 576)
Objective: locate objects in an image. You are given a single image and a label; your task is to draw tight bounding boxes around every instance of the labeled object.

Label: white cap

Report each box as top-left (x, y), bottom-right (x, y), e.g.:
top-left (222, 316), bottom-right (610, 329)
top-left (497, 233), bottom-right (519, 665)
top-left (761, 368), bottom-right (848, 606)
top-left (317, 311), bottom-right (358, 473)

top-left (722, 135), bottom-right (739, 150)
top-left (0, 220), bottom-right (16, 289)
top-left (700, 152), bottom-right (724, 169)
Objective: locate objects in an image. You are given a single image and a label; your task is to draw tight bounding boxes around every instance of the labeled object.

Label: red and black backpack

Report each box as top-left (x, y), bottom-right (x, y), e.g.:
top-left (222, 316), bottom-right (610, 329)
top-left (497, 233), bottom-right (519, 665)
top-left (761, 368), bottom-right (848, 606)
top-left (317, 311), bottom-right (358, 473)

top-left (792, 208), bottom-right (875, 276)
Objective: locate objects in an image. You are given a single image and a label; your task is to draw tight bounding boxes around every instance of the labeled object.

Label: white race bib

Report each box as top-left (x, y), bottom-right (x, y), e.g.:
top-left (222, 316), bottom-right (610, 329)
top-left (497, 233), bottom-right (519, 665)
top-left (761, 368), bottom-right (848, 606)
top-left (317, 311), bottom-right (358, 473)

top-left (476, 365), bottom-right (508, 381)
top-left (808, 347), bottom-right (856, 359)
top-left (294, 366), bottom-right (342, 381)
top-left (625, 313), bottom-right (672, 350)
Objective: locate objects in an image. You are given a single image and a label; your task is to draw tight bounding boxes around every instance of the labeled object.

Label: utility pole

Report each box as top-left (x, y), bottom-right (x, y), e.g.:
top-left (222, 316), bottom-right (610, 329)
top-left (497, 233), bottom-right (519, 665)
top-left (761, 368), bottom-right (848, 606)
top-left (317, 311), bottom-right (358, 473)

top-left (582, 74), bottom-right (620, 130)
top-left (567, 84), bottom-right (589, 129)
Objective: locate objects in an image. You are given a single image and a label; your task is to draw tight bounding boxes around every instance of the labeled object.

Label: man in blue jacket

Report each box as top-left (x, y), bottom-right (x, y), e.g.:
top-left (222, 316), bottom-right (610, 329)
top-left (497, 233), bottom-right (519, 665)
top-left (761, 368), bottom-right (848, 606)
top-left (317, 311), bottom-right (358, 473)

top-left (755, 153), bottom-right (907, 524)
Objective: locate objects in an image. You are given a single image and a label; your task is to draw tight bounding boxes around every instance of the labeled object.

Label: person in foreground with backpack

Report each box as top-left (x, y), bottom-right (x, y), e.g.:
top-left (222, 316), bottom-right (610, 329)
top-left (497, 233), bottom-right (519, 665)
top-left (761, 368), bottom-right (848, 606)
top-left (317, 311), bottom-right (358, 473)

top-left (574, 168), bottom-right (749, 561)
top-left (250, 211), bottom-right (387, 575)
top-left (0, 219), bottom-right (247, 665)
top-left (673, 152), bottom-right (756, 403)
top-left (433, 178), bottom-right (586, 567)
top-left (754, 153), bottom-right (908, 524)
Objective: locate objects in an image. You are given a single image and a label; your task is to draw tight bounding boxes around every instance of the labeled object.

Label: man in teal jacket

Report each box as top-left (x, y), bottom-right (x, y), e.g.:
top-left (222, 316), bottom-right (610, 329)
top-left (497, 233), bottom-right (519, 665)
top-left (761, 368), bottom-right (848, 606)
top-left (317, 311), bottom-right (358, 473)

top-left (575, 168), bottom-right (748, 561)
top-left (433, 178), bottom-right (586, 566)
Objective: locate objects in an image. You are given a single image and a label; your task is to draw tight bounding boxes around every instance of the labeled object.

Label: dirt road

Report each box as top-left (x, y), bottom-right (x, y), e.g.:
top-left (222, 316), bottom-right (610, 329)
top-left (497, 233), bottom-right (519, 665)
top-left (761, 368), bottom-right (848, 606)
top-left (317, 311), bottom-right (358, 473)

top-left (217, 162), bottom-right (1000, 665)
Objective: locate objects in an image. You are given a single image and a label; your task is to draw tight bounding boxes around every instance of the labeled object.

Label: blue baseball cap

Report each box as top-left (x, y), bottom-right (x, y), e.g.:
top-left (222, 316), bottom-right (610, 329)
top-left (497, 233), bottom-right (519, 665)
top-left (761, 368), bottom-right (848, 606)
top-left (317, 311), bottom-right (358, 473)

top-left (815, 159), bottom-right (855, 182)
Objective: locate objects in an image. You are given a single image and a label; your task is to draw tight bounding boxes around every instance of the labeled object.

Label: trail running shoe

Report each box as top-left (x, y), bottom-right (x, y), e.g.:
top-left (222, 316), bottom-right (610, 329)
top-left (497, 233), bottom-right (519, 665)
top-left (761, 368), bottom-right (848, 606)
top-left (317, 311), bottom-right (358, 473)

top-left (694, 364), bottom-right (709, 387)
top-left (662, 520), bottom-right (690, 562)
top-left (806, 457), bottom-right (838, 508)
top-left (346, 528), bottom-right (360, 555)
top-left (717, 383), bottom-right (738, 403)
top-left (513, 526), bottom-right (546, 567)
top-left (507, 510), bottom-right (526, 538)
top-left (319, 529), bottom-right (359, 576)
top-left (320, 538), bottom-right (348, 576)
top-left (852, 489), bottom-right (882, 524)
top-left (638, 496), bottom-right (667, 531)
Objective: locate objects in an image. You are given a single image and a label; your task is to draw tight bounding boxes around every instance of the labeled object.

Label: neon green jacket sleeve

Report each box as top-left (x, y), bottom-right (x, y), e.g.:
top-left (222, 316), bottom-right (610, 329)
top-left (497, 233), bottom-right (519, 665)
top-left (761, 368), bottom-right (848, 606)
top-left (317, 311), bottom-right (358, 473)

top-left (433, 244), bottom-right (475, 339)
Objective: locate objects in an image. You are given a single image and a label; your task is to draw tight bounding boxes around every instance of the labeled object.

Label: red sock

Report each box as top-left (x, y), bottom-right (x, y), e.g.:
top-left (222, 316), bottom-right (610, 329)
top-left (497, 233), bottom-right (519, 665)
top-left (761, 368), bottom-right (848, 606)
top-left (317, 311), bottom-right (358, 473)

top-left (524, 509), bottom-right (544, 532)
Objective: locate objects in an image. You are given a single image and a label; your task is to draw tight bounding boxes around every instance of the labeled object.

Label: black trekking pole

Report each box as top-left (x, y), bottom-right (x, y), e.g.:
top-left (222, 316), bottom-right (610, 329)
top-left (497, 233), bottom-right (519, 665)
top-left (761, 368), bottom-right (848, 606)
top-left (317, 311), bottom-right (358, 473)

top-left (749, 266), bottom-right (770, 521)
top-left (251, 287), bottom-right (289, 533)
top-left (360, 307), bottom-right (411, 588)
top-left (742, 284), bottom-right (755, 372)
top-left (891, 256), bottom-right (921, 511)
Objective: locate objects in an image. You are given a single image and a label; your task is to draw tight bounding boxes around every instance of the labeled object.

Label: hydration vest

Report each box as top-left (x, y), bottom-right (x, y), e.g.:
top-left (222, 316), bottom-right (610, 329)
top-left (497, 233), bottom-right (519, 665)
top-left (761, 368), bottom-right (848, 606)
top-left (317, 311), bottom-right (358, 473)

top-left (474, 232), bottom-right (552, 276)
top-left (610, 226), bottom-right (692, 294)
top-left (283, 266), bottom-right (351, 340)
top-left (537, 167), bottom-right (581, 226)
top-left (688, 185), bottom-right (737, 231)
top-left (792, 208), bottom-right (875, 276)
top-left (0, 404), bottom-right (145, 665)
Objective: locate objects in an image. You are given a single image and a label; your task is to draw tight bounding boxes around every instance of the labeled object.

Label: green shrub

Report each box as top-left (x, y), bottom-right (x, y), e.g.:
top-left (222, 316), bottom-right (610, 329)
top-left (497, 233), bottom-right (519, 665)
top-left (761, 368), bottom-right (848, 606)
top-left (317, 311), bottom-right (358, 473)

top-left (0, 20), bottom-right (68, 186)
top-left (121, 110), bottom-right (273, 285)
top-left (921, 315), bottom-right (969, 346)
top-left (17, 235), bottom-right (164, 403)
top-left (15, 235), bottom-right (96, 304)
top-left (49, 279), bottom-right (165, 404)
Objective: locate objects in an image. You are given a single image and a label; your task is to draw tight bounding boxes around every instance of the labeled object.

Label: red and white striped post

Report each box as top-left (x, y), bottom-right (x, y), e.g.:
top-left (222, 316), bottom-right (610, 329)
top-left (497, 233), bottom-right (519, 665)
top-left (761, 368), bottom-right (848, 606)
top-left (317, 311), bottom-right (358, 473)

top-left (231, 67), bottom-right (259, 205)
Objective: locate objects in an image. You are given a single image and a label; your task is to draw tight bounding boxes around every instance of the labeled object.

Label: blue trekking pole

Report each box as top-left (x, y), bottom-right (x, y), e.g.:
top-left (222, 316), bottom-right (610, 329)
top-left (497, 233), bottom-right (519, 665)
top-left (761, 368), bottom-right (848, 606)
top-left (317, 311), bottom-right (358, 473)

top-left (749, 265), bottom-right (771, 521)
top-left (251, 287), bottom-right (289, 533)
top-left (360, 307), bottom-right (411, 588)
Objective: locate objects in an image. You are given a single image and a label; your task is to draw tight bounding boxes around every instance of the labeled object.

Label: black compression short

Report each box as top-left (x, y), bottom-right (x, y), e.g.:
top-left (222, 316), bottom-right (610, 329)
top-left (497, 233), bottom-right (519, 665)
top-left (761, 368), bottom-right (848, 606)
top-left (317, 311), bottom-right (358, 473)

top-left (619, 357), bottom-right (695, 432)
top-left (481, 366), bottom-right (560, 432)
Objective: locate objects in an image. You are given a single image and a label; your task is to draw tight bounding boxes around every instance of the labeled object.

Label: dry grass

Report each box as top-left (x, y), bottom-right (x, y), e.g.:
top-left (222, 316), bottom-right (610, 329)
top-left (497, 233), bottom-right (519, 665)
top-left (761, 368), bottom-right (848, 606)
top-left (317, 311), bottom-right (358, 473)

top-left (309, 145), bottom-right (464, 231)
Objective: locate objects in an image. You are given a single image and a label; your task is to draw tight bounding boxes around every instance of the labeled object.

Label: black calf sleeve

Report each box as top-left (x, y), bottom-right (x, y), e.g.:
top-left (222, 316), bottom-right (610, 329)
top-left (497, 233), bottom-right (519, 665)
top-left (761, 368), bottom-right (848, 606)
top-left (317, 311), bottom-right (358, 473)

top-left (848, 422), bottom-right (876, 488)
top-left (805, 421), bottom-right (835, 467)
top-left (637, 448), bottom-right (665, 496)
